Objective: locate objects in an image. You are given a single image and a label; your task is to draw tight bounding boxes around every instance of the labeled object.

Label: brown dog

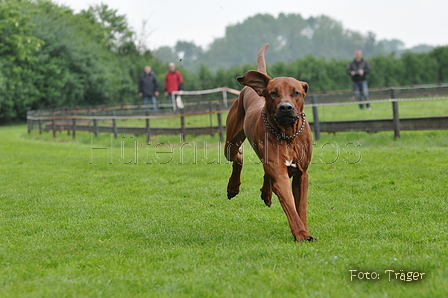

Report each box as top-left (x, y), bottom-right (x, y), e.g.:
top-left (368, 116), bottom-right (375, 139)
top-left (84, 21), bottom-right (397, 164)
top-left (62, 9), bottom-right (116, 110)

top-left (224, 44), bottom-right (315, 242)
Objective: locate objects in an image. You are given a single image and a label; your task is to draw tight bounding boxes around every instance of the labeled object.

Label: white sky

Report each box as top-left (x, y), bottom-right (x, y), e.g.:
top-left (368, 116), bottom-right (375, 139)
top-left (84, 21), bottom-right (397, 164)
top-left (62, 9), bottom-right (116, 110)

top-left (53, 0), bottom-right (448, 50)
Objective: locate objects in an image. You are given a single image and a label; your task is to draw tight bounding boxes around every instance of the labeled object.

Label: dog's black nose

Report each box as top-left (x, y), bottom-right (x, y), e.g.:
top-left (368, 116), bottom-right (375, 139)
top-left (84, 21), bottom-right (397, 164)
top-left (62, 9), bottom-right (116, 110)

top-left (278, 102), bottom-right (294, 113)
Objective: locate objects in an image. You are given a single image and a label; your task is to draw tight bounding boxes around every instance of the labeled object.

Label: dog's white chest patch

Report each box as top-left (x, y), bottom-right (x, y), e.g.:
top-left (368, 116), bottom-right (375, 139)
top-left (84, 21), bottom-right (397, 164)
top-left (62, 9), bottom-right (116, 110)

top-left (285, 159), bottom-right (297, 168)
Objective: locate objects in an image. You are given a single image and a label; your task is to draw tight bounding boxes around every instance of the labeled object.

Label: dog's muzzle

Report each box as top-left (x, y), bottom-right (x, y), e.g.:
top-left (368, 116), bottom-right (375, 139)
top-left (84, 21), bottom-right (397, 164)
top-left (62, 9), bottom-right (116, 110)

top-left (274, 102), bottom-right (299, 125)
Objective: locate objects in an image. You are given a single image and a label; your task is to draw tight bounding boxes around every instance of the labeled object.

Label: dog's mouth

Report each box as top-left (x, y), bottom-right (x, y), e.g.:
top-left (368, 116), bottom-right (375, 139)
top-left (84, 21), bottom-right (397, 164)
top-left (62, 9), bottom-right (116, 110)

top-left (274, 114), bottom-right (299, 125)
top-left (273, 102), bottom-right (300, 125)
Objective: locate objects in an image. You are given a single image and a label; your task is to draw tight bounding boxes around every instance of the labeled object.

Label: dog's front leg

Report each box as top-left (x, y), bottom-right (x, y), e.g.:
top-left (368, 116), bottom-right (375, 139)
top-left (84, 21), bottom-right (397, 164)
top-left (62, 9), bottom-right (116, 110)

top-left (267, 170), bottom-right (312, 241)
top-left (292, 172), bottom-right (309, 231)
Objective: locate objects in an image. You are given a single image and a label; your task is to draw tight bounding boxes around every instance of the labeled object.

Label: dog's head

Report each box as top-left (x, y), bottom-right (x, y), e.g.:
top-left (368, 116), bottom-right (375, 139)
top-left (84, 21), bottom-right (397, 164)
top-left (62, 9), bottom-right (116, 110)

top-left (237, 71), bottom-right (309, 126)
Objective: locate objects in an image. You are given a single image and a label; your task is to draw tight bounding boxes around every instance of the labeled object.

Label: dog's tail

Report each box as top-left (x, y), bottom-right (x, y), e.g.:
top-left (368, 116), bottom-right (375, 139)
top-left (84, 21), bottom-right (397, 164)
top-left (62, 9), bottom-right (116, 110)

top-left (257, 44), bottom-right (269, 75)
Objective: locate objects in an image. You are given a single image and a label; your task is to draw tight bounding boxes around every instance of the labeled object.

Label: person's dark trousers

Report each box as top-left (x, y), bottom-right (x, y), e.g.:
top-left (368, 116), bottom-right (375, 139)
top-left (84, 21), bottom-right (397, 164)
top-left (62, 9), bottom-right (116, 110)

top-left (353, 80), bottom-right (371, 110)
top-left (143, 95), bottom-right (158, 111)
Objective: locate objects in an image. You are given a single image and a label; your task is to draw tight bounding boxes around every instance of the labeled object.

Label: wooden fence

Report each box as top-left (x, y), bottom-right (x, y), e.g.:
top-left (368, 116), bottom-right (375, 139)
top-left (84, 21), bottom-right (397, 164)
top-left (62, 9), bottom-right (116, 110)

top-left (27, 84), bottom-right (448, 141)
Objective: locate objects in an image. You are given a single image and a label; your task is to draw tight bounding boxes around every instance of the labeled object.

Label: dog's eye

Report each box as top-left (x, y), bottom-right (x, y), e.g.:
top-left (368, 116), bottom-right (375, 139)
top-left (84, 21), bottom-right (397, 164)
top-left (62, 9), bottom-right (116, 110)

top-left (293, 91), bottom-right (301, 97)
top-left (269, 91), bottom-right (278, 97)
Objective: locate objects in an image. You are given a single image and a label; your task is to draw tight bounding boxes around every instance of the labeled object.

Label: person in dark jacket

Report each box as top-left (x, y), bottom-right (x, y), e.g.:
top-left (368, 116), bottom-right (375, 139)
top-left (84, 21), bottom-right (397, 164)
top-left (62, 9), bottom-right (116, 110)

top-left (347, 50), bottom-right (372, 110)
top-left (138, 66), bottom-right (160, 111)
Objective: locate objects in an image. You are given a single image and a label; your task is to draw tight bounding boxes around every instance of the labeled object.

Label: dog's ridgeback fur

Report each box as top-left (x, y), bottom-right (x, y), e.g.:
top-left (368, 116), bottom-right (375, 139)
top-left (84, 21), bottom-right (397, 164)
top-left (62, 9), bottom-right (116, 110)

top-left (224, 44), bottom-right (316, 242)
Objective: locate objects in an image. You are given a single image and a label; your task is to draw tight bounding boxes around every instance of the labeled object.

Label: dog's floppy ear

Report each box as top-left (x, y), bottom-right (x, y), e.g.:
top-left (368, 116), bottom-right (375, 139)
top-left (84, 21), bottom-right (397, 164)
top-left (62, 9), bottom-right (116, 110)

top-left (301, 82), bottom-right (309, 95)
top-left (237, 70), bottom-right (271, 96)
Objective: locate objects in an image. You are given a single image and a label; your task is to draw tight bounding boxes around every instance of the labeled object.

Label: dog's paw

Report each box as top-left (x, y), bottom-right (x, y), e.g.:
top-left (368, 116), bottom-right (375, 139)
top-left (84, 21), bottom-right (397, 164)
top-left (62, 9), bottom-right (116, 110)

top-left (260, 188), bottom-right (272, 207)
top-left (227, 181), bottom-right (240, 200)
top-left (227, 191), bottom-right (238, 200)
top-left (305, 236), bottom-right (317, 242)
top-left (260, 194), bottom-right (272, 207)
top-left (227, 186), bottom-right (240, 199)
top-left (295, 235), bottom-right (317, 242)
top-left (262, 199), bottom-right (272, 207)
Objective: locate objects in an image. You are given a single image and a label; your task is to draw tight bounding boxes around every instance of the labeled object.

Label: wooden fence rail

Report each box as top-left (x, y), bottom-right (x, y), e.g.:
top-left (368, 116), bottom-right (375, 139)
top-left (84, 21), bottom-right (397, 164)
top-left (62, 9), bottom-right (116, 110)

top-left (28, 109), bottom-right (228, 142)
top-left (27, 84), bottom-right (448, 141)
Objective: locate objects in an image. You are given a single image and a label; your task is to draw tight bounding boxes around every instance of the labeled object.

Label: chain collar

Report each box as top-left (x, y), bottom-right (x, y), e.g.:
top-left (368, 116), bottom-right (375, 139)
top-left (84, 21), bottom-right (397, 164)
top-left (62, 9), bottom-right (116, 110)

top-left (262, 108), bottom-right (306, 140)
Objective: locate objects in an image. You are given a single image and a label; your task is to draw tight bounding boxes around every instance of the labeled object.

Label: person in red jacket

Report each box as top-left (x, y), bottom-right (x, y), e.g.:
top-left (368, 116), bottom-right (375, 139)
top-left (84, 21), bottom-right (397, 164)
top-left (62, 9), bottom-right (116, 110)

top-left (164, 62), bottom-right (183, 110)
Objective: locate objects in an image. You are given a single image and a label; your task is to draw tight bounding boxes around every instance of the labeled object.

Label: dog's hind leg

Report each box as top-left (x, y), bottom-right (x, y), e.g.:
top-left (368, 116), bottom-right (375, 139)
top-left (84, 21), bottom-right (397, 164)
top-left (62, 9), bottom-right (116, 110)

top-left (227, 149), bottom-right (243, 199)
top-left (224, 127), bottom-right (245, 200)
top-left (225, 97), bottom-right (247, 199)
top-left (260, 174), bottom-right (273, 207)
top-left (225, 127), bottom-right (245, 199)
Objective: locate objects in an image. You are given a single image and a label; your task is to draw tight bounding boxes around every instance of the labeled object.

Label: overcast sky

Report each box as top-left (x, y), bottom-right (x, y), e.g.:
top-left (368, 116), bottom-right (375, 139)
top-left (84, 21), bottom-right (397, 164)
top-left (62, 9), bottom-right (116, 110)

top-left (53, 0), bottom-right (448, 50)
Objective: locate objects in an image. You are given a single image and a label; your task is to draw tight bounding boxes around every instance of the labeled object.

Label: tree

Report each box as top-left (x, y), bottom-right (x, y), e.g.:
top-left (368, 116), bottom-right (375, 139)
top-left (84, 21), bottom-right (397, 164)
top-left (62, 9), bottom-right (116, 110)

top-left (373, 39), bottom-right (405, 57)
top-left (363, 32), bottom-right (377, 56)
top-left (134, 19), bottom-right (154, 54)
top-left (0, 0), bottom-right (164, 121)
top-left (80, 4), bottom-right (135, 54)
top-left (0, 0), bottom-right (43, 120)
top-left (152, 46), bottom-right (178, 65)
top-left (369, 54), bottom-right (403, 87)
top-left (430, 47), bottom-right (448, 82)
top-left (401, 52), bottom-right (438, 85)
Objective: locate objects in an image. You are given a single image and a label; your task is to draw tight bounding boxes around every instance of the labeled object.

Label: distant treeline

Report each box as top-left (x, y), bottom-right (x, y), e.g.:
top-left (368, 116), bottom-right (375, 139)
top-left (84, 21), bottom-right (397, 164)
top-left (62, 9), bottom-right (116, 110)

top-left (209, 47), bottom-right (448, 92)
top-left (153, 13), bottom-right (435, 72)
top-left (1, 0), bottom-right (447, 122)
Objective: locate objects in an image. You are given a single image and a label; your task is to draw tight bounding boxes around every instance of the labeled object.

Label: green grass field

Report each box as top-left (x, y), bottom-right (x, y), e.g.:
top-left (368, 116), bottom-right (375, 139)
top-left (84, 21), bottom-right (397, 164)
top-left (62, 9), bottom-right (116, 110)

top-left (1, 125), bottom-right (447, 297)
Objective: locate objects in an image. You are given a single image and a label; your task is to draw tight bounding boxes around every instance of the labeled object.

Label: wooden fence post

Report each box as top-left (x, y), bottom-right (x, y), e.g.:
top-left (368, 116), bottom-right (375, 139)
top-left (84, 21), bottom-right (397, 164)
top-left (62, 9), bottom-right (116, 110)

top-left (311, 94), bottom-right (321, 141)
top-left (392, 101), bottom-right (400, 139)
top-left (209, 101), bottom-right (213, 135)
top-left (112, 118), bottom-right (118, 139)
top-left (72, 118), bottom-right (76, 139)
top-left (65, 108), bottom-right (70, 135)
top-left (27, 120), bottom-right (31, 134)
top-left (93, 119), bottom-right (98, 137)
top-left (145, 110), bottom-right (151, 142)
top-left (51, 110), bottom-right (56, 138)
top-left (38, 119), bottom-right (42, 135)
top-left (180, 109), bottom-right (186, 142)
top-left (217, 102), bottom-right (224, 142)
top-left (391, 88), bottom-right (400, 139)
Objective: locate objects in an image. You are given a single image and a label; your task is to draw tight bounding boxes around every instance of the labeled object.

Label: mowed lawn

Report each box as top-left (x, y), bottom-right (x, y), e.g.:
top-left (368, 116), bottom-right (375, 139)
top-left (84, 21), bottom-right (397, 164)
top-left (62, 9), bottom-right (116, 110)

top-left (1, 125), bottom-right (447, 297)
